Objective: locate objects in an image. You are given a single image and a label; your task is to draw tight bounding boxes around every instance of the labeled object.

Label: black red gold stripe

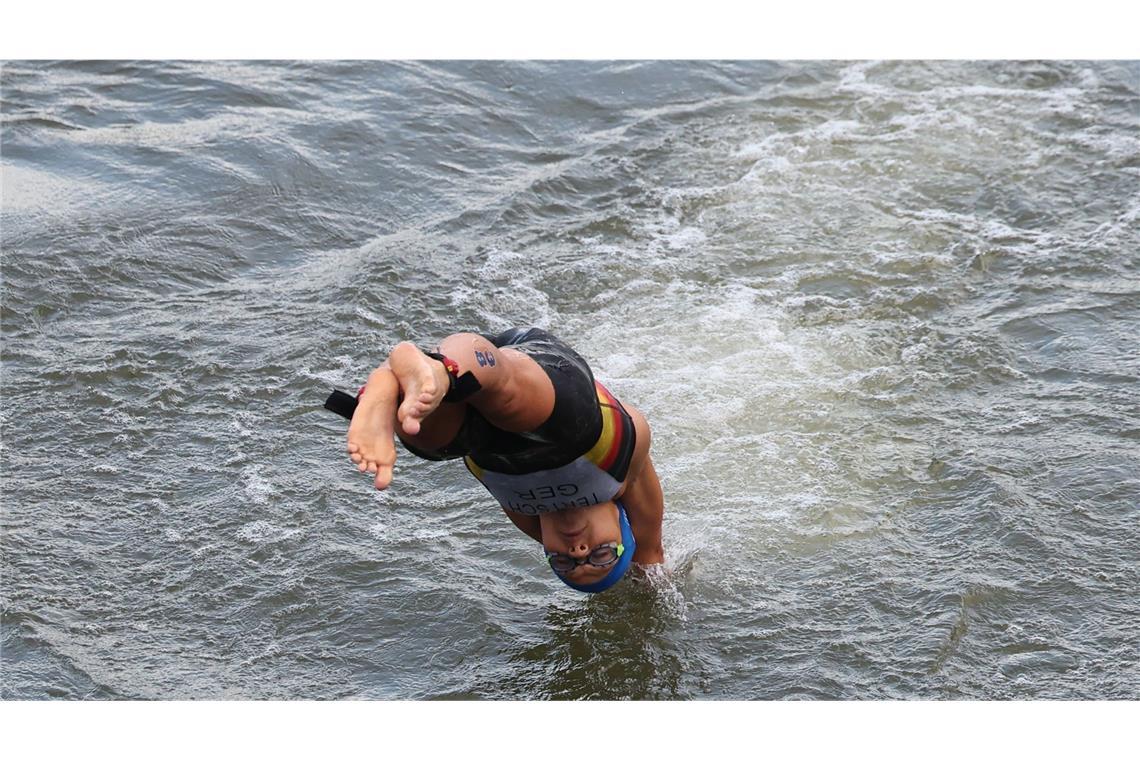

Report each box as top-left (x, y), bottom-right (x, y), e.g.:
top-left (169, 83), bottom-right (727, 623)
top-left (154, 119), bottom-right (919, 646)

top-left (584, 382), bottom-right (636, 482)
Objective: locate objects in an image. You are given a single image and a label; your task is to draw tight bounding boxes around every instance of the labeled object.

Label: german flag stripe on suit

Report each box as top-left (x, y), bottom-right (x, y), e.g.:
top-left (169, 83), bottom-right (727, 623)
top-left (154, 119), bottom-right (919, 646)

top-left (583, 382), bottom-right (636, 483)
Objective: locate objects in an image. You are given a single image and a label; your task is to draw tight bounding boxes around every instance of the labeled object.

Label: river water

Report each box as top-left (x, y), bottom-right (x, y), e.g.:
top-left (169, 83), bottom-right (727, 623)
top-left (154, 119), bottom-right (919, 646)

top-left (2, 60), bottom-right (1137, 700)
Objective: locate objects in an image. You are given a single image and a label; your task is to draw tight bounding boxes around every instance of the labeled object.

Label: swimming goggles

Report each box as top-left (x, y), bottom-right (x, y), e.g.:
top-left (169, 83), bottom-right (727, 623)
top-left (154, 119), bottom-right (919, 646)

top-left (545, 542), bottom-right (625, 574)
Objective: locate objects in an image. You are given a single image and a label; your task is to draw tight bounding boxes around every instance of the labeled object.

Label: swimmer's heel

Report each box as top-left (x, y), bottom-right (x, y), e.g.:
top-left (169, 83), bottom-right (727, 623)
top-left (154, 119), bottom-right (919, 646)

top-left (324, 390), bottom-right (358, 420)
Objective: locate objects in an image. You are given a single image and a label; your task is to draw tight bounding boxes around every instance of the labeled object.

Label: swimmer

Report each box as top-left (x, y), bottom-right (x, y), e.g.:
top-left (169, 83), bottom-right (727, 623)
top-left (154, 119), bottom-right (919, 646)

top-left (326, 328), bottom-right (664, 593)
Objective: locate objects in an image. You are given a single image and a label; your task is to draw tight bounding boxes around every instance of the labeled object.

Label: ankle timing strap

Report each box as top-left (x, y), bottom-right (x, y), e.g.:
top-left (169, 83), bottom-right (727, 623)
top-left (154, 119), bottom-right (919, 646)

top-left (324, 389), bottom-right (358, 420)
top-left (323, 351), bottom-right (482, 421)
top-left (424, 351), bottom-right (482, 402)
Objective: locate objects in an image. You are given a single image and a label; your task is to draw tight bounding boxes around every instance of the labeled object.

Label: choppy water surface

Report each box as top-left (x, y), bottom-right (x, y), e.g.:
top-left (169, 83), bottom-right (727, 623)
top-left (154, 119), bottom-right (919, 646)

top-left (2, 61), bottom-right (1138, 700)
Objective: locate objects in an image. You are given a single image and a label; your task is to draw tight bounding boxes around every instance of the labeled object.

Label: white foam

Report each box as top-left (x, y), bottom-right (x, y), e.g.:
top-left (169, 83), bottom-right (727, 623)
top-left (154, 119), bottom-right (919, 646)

top-left (241, 467), bottom-right (275, 506)
top-left (451, 246), bottom-right (554, 330)
top-left (235, 520), bottom-right (302, 544)
top-left (735, 133), bottom-right (786, 160)
top-left (662, 225), bottom-right (707, 251)
top-left (837, 61), bottom-right (890, 97)
top-left (1086, 197), bottom-right (1140, 247)
top-left (1063, 128), bottom-right (1140, 163)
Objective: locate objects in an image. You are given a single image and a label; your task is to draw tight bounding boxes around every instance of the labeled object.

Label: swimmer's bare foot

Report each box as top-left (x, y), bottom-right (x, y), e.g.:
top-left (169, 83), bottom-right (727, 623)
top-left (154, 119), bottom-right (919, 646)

top-left (346, 367), bottom-right (400, 490)
top-left (388, 341), bottom-right (450, 437)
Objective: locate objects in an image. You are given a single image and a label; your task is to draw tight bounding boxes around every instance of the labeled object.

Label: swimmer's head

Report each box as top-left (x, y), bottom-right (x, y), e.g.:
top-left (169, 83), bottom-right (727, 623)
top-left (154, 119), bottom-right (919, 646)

top-left (539, 500), bottom-right (636, 593)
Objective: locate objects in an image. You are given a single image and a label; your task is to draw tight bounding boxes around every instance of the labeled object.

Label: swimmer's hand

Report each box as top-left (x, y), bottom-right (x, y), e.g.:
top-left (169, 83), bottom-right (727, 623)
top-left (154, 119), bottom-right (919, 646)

top-left (631, 542), bottom-right (664, 566)
top-left (631, 562), bottom-right (671, 586)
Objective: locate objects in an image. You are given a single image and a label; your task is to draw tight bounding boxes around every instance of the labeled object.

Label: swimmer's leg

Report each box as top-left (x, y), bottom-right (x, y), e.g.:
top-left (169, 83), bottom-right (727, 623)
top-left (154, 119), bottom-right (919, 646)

top-left (434, 332), bottom-right (555, 434)
top-left (347, 341), bottom-right (457, 489)
top-left (389, 341), bottom-right (453, 437)
top-left (348, 334), bottom-right (555, 489)
top-left (346, 364), bottom-right (402, 489)
top-left (394, 333), bottom-right (556, 437)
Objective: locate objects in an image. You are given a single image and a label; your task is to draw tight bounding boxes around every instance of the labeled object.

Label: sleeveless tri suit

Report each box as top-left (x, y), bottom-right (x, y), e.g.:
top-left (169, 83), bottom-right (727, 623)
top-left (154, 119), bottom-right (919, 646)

top-left (402, 327), bottom-right (637, 515)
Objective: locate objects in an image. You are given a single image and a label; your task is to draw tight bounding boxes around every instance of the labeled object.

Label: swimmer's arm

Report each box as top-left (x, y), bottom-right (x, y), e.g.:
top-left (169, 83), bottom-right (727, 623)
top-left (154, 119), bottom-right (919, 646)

top-left (615, 403), bottom-right (665, 564)
top-left (502, 510), bottom-right (544, 544)
top-left (621, 455), bottom-right (665, 565)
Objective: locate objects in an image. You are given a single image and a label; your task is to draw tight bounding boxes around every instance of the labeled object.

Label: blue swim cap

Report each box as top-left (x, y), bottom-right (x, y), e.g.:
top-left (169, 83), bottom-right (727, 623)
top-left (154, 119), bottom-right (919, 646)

top-left (554, 501), bottom-right (636, 594)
